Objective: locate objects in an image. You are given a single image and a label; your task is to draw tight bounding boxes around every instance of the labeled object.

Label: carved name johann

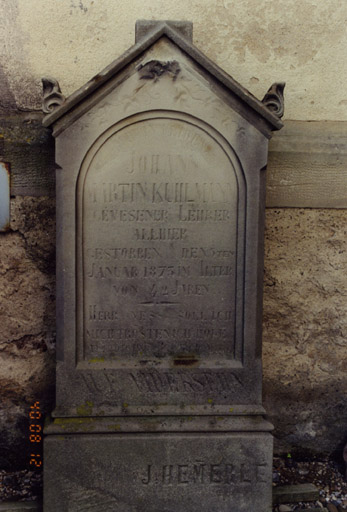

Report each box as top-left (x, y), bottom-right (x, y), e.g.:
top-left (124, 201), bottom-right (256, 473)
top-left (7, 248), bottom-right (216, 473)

top-left (77, 112), bottom-right (246, 366)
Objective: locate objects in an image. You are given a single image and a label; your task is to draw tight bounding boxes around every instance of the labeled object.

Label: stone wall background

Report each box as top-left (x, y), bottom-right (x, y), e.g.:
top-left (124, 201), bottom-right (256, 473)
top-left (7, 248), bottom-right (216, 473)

top-left (1, 0), bottom-right (347, 120)
top-left (263, 209), bottom-right (347, 455)
top-left (0, 197), bottom-right (55, 469)
top-left (0, 0), bottom-right (346, 469)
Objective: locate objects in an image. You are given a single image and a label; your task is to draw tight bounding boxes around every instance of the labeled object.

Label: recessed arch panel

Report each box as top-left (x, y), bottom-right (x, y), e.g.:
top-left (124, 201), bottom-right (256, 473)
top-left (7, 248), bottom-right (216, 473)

top-left (76, 111), bottom-right (246, 368)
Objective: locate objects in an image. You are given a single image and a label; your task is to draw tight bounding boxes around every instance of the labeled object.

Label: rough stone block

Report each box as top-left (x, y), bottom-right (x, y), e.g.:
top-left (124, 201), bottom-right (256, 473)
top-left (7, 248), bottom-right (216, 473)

top-left (273, 483), bottom-right (320, 504)
top-left (44, 432), bottom-right (273, 512)
top-left (0, 503), bottom-right (40, 512)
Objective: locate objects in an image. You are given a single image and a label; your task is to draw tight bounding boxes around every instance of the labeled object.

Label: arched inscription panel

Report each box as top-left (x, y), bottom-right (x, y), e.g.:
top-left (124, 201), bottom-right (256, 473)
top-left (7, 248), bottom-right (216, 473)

top-left (77, 112), bottom-right (246, 367)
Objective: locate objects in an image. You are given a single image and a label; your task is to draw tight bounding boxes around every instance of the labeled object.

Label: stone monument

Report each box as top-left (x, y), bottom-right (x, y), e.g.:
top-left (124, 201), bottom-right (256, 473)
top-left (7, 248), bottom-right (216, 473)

top-left (43, 20), bottom-right (284, 511)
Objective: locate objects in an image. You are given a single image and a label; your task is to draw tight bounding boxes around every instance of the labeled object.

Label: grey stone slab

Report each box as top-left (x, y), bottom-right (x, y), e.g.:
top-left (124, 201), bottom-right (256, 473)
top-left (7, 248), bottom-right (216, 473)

top-left (77, 116), bottom-right (245, 366)
top-left (273, 484), bottom-right (320, 504)
top-left (43, 19), bottom-right (282, 512)
top-left (0, 503), bottom-right (40, 512)
top-left (51, 35), bottom-right (271, 415)
top-left (296, 509), bottom-right (328, 512)
top-left (45, 414), bottom-right (273, 434)
top-left (44, 432), bottom-right (273, 512)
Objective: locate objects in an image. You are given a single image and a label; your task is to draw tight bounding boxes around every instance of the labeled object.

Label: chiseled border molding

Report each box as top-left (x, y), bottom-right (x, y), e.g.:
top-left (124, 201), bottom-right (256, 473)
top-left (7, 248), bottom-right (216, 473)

top-left (0, 115), bottom-right (347, 208)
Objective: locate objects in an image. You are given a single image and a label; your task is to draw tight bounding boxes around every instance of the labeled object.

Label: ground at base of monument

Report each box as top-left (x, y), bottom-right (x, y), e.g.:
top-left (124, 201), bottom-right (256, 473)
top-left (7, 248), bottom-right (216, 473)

top-left (272, 457), bottom-right (346, 511)
top-left (0, 456), bottom-right (345, 511)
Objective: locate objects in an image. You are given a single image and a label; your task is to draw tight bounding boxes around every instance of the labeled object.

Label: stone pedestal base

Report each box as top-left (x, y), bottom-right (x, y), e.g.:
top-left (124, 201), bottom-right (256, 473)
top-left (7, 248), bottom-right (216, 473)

top-left (44, 428), bottom-right (273, 511)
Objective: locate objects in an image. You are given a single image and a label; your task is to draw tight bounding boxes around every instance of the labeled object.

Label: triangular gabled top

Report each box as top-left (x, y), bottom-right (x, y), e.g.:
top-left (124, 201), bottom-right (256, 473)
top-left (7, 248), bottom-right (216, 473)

top-left (42, 20), bottom-right (284, 132)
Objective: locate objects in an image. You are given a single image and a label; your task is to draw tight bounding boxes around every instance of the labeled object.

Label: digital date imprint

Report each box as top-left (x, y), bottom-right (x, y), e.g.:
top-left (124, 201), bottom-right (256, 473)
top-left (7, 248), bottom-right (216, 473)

top-left (28, 401), bottom-right (43, 470)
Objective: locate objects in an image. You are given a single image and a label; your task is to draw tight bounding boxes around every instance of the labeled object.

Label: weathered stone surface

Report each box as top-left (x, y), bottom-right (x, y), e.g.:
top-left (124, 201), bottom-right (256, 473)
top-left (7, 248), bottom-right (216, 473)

top-left (268, 121), bottom-right (347, 208)
top-left (1, 204), bottom-right (346, 468)
top-left (0, 23), bottom-right (346, 480)
top-left (0, 503), bottom-right (40, 511)
top-left (273, 484), bottom-right (320, 504)
top-left (44, 22), bottom-right (278, 512)
top-left (4, 114), bottom-right (347, 210)
top-left (278, 506), bottom-right (292, 512)
top-left (50, 33), bottom-right (273, 419)
top-left (0, 114), bottom-right (55, 196)
top-left (44, 432), bottom-right (273, 512)
top-left (1, 0), bottom-right (347, 121)
top-left (263, 208), bottom-right (347, 455)
top-left (81, 118), bottom-right (243, 365)
top-left (0, 196), bottom-right (55, 469)
top-left (135, 19), bottom-right (193, 43)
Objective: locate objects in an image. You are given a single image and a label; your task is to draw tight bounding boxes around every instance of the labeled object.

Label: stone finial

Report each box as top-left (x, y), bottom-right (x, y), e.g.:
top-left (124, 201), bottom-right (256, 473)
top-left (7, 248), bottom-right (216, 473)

top-left (262, 82), bottom-right (285, 118)
top-left (135, 20), bottom-right (193, 43)
top-left (42, 77), bottom-right (65, 114)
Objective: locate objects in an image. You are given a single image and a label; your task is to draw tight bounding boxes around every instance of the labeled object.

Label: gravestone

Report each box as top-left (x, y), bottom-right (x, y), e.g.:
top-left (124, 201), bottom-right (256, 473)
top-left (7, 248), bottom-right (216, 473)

top-left (43, 20), bottom-right (284, 512)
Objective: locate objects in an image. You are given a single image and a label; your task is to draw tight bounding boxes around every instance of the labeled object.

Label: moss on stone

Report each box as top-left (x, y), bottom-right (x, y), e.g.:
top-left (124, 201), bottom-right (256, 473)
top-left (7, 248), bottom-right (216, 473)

top-left (107, 424), bottom-right (121, 431)
top-left (76, 401), bottom-right (94, 416)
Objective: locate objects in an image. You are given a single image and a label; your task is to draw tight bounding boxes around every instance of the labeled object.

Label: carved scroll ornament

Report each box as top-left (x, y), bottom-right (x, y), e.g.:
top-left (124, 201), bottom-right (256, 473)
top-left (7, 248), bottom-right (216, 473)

top-left (262, 82), bottom-right (285, 118)
top-left (137, 60), bottom-right (181, 82)
top-left (42, 77), bottom-right (65, 114)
